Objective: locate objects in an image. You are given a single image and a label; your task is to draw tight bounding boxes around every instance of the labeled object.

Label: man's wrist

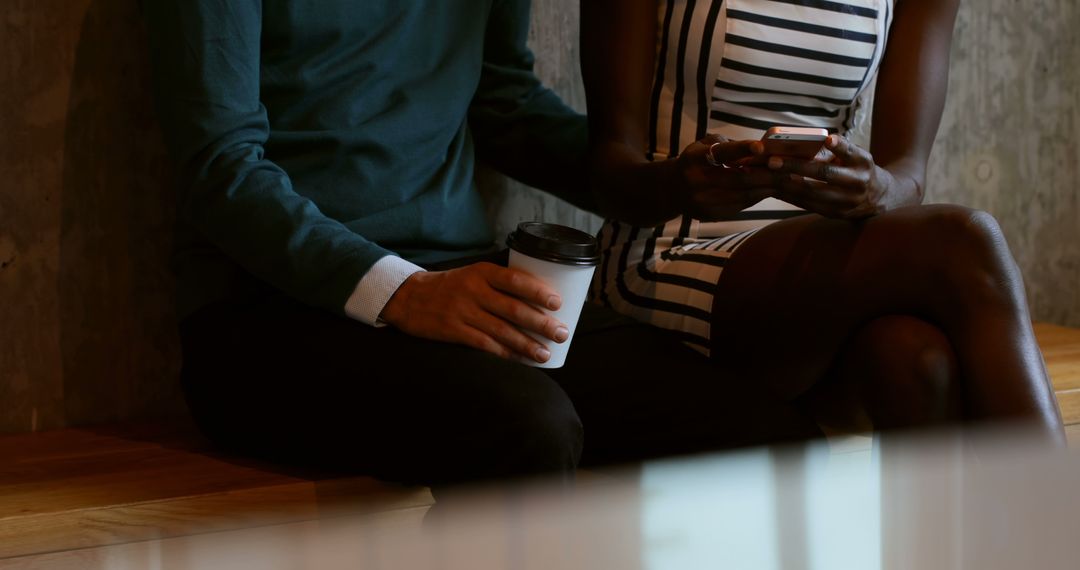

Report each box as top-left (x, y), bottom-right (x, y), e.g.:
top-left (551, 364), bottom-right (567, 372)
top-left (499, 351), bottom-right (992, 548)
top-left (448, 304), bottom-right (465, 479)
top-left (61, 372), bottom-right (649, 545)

top-left (343, 256), bottom-right (425, 327)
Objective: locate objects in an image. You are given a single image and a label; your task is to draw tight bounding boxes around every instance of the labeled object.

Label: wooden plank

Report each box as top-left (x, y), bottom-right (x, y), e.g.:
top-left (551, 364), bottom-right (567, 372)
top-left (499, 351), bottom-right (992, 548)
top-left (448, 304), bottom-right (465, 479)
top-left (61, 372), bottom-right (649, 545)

top-left (1055, 390), bottom-right (1080, 427)
top-left (0, 426), bottom-right (432, 560)
top-left (0, 480), bottom-right (432, 560)
top-left (1034, 322), bottom-right (1080, 392)
top-left (1067, 424), bottom-right (1080, 449)
top-left (0, 423), bottom-right (200, 465)
top-left (0, 446), bottom-right (304, 518)
top-left (0, 507), bottom-right (433, 570)
top-left (0, 423), bottom-right (402, 519)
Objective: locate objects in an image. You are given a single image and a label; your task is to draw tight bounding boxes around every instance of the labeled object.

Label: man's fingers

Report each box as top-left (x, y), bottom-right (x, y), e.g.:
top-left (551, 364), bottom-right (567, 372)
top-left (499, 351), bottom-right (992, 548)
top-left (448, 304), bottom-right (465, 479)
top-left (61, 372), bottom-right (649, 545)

top-left (480, 292), bottom-right (568, 344)
top-left (458, 325), bottom-right (515, 361)
top-left (392, 265), bottom-right (563, 364)
top-left (485, 264), bottom-right (562, 311)
top-left (469, 313), bottom-right (552, 363)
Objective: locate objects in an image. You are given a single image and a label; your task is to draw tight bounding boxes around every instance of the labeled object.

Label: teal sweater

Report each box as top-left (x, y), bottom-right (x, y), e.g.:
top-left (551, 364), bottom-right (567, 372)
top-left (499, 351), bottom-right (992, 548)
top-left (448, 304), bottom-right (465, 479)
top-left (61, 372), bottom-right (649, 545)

top-left (143, 0), bottom-right (587, 319)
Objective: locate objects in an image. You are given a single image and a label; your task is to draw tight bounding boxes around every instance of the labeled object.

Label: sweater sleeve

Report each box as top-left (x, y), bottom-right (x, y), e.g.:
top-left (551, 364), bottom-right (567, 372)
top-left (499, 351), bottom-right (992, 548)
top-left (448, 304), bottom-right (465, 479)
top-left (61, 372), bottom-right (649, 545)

top-left (143, 0), bottom-right (394, 316)
top-left (468, 0), bottom-right (596, 214)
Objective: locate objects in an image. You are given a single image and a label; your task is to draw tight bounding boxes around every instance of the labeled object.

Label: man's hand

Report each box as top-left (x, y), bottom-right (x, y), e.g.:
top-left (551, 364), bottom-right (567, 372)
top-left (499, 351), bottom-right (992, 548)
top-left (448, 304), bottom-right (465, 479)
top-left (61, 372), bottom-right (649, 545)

top-left (379, 262), bottom-right (571, 363)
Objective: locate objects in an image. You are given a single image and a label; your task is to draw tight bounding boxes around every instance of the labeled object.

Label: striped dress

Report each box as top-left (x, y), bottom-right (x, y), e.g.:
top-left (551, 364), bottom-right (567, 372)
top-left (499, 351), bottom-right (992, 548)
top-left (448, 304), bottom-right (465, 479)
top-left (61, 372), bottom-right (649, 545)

top-left (590, 0), bottom-right (895, 355)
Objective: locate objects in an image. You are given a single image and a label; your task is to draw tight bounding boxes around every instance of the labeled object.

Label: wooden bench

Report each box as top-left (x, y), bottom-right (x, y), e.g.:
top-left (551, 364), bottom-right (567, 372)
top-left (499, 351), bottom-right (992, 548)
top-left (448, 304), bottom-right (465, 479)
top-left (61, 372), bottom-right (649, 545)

top-left (0, 422), bottom-right (433, 560)
top-left (1034, 323), bottom-right (1080, 442)
top-left (2, 323), bottom-right (1078, 562)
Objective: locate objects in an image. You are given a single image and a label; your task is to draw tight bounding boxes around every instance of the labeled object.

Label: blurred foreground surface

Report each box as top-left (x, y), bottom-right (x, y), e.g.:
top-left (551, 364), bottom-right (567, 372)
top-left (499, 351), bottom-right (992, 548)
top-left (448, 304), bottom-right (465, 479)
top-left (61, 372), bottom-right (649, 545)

top-left (3, 425), bottom-right (1077, 570)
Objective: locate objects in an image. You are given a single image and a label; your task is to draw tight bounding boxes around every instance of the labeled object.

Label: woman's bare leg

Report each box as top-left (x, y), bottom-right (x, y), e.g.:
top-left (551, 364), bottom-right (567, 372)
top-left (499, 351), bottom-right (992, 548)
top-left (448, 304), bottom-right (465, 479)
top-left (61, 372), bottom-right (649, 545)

top-left (801, 315), bottom-right (962, 432)
top-left (710, 204), bottom-right (1064, 442)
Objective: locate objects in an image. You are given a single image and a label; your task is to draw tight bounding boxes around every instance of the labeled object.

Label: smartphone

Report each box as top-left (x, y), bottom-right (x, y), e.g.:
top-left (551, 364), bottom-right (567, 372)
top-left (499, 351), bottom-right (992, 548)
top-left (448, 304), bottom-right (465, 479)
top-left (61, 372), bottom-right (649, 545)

top-left (761, 127), bottom-right (829, 159)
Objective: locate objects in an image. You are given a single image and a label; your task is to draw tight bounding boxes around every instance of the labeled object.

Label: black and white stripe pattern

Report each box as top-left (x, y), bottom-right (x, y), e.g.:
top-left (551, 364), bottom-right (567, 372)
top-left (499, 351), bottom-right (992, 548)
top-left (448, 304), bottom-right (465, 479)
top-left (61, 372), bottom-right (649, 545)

top-left (593, 0), bottom-right (893, 355)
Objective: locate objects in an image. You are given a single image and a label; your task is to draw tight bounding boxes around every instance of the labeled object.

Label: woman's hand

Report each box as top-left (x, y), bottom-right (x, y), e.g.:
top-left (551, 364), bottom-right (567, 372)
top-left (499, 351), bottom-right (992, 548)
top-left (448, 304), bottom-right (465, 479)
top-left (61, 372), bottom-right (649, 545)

top-left (671, 135), bottom-right (781, 222)
top-left (765, 135), bottom-right (918, 220)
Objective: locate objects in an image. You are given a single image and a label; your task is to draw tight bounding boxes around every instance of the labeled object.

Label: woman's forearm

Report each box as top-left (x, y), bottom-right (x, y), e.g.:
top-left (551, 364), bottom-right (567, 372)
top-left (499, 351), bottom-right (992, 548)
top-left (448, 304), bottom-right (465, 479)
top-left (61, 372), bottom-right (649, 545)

top-left (591, 142), bottom-right (685, 227)
top-left (582, 0), bottom-right (667, 226)
top-left (880, 158), bottom-right (929, 210)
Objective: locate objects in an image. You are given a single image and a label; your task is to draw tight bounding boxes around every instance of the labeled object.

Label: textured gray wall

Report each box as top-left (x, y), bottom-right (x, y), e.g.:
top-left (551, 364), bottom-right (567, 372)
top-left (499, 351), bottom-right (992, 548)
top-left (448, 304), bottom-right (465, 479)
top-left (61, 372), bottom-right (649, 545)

top-left (1, 0), bottom-right (1077, 433)
top-left (928, 0), bottom-right (1080, 326)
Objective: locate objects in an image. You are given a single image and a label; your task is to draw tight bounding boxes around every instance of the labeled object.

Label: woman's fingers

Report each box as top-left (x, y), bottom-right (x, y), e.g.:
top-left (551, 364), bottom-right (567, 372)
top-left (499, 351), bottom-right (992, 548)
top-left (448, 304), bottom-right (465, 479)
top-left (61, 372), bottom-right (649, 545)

top-left (774, 177), bottom-right (874, 219)
top-left (824, 134), bottom-right (872, 166)
top-left (767, 156), bottom-right (864, 186)
top-left (813, 146), bottom-right (837, 163)
top-left (703, 165), bottom-right (786, 189)
top-left (761, 137), bottom-right (886, 218)
top-left (700, 135), bottom-right (761, 166)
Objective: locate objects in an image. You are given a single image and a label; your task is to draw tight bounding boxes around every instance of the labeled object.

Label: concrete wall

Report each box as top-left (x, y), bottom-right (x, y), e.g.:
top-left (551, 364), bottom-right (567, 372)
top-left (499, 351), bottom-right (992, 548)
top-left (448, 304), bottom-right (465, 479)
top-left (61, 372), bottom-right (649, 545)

top-left (928, 0), bottom-right (1080, 326)
top-left (1, 0), bottom-right (1077, 433)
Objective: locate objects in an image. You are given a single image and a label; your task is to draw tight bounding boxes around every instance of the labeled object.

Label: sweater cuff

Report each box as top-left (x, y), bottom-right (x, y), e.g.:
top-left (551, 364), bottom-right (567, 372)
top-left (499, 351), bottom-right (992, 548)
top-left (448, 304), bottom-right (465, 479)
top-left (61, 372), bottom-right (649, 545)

top-left (343, 256), bottom-right (425, 327)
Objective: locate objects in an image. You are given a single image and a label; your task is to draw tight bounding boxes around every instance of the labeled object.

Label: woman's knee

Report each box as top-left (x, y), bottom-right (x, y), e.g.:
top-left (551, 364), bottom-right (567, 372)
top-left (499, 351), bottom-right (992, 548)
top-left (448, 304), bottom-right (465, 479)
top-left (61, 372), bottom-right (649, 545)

top-left (905, 205), bottom-right (1022, 308)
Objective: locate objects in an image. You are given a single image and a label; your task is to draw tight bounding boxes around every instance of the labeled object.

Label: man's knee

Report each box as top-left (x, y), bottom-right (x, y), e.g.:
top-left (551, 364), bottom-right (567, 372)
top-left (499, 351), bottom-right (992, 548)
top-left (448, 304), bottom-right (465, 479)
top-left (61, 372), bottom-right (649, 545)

top-left (480, 368), bottom-right (584, 479)
top-left (509, 393), bottom-right (584, 475)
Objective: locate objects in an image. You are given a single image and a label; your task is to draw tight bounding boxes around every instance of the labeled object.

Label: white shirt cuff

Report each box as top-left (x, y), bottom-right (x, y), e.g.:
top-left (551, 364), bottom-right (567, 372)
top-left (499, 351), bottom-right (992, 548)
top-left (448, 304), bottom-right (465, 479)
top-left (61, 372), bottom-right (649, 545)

top-left (343, 256), bottom-right (425, 327)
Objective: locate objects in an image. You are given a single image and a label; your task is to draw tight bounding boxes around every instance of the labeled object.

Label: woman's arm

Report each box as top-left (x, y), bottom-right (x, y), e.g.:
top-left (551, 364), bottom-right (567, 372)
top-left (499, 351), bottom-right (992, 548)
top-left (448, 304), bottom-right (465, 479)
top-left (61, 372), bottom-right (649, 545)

top-left (581, 0), bottom-right (673, 225)
top-left (581, 0), bottom-right (773, 226)
top-left (769, 0), bottom-right (962, 217)
top-left (870, 0), bottom-right (963, 205)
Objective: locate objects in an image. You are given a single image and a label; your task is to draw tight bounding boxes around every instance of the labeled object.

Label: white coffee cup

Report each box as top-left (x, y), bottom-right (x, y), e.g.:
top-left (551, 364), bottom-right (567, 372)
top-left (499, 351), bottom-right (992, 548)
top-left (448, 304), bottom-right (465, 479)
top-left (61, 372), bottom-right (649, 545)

top-left (507, 222), bottom-right (601, 369)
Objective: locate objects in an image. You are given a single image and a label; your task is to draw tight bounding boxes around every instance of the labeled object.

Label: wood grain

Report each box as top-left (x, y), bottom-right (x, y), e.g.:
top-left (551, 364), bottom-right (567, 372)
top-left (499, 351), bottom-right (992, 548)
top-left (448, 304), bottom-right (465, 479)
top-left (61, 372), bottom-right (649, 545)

top-left (1066, 424), bottom-right (1080, 448)
top-left (0, 425), bottom-right (432, 560)
top-left (1055, 391), bottom-right (1080, 427)
top-left (0, 506), bottom-right (434, 570)
top-left (1033, 322), bottom-right (1080, 427)
top-left (1035, 322), bottom-right (1080, 394)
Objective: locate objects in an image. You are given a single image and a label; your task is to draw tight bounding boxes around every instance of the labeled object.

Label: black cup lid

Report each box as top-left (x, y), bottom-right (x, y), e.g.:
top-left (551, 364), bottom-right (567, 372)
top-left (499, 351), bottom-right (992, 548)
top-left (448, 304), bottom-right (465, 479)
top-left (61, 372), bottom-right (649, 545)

top-left (506, 222), bottom-right (600, 267)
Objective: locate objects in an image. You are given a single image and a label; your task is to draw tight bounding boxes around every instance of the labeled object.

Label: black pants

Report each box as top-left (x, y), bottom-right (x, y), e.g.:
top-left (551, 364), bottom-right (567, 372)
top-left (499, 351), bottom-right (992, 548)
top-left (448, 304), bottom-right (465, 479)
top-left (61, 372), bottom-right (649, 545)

top-left (179, 262), bottom-right (820, 488)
